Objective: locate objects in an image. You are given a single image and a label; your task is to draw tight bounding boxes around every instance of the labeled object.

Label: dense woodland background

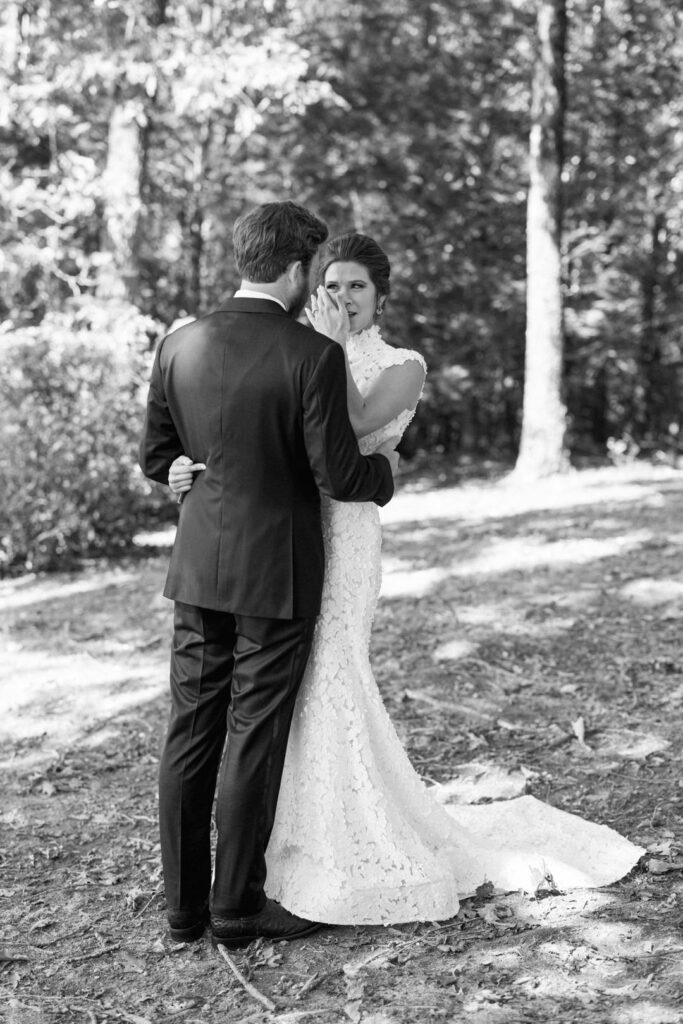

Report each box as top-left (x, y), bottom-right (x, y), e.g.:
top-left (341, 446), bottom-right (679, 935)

top-left (0, 0), bottom-right (681, 571)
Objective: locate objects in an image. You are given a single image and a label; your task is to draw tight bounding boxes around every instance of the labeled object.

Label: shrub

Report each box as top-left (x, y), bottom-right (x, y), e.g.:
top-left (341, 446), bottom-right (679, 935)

top-left (0, 300), bottom-right (165, 573)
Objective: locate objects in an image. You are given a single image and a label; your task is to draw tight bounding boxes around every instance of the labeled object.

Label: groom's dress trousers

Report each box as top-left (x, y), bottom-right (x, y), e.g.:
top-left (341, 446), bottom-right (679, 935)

top-left (139, 299), bottom-right (393, 916)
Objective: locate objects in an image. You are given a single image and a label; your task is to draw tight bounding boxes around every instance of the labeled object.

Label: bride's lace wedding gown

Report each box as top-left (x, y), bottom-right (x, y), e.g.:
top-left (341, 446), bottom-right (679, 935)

top-left (265, 326), bottom-right (643, 925)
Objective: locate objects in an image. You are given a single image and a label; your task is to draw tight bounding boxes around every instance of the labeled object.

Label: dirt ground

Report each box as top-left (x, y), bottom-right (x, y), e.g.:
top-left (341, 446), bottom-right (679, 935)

top-left (2, 462), bottom-right (683, 1024)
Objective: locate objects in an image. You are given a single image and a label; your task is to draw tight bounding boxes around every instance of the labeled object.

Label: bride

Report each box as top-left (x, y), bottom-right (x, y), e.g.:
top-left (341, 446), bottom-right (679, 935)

top-left (169, 232), bottom-right (643, 926)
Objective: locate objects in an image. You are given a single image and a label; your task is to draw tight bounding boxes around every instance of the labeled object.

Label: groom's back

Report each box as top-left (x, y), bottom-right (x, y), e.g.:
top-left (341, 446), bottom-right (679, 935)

top-left (154, 301), bottom-right (334, 618)
top-left (162, 307), bottom-right (326, 503)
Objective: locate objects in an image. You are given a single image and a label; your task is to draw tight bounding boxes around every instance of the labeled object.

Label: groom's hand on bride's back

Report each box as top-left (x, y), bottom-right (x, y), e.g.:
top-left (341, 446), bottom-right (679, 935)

top-left (376, 440), bottom-right (399, 476)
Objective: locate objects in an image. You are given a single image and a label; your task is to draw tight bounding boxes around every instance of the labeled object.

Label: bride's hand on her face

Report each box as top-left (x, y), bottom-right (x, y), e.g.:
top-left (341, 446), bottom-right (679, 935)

top-left (168, 455), bottom-right (206, 498)
top-left (305, 285), bottom-right (350, 345)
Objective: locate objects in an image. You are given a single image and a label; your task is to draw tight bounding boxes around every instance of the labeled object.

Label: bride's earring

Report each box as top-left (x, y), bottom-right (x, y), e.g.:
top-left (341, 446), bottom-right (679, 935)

top-left (375, 299), bottom-right (385, 316)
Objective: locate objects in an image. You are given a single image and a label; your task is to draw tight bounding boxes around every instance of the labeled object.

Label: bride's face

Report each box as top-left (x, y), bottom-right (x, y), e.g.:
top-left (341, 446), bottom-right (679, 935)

top-left (323, 261), bottom-right (377, 334)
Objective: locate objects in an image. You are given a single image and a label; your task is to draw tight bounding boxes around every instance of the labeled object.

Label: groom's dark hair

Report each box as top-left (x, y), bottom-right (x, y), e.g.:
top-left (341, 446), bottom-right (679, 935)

top-left (233, 201), bottom-right (329, 282)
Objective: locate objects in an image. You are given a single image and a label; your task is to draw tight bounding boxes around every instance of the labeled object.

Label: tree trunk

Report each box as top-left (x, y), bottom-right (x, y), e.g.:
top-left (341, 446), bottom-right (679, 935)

top-left (637, 210), bottom-right (666, 441)
top-left (514, 0), bottom-right (568, 479)
top-left (97, 0), bottom-right (168, 303)
top-left (0, 1), bottom-right (22, 80)
top-left (186, 122), bottom-right (213, 315)
top-left (98, 93), bottom-right (146, 302)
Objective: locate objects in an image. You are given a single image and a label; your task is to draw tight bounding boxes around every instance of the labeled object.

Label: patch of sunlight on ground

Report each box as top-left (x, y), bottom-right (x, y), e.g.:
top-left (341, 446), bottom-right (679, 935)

top-left (433, 639), bottom-right (478, 661)
top-left (579, 919), bottom-right (648, 957)
top-left (468, 909), bottom-right (683, 1015)
top-left (0, 647), bottom-right (164, 770)
top-left (449, 532), bottom-right (652, 577)
top-left (618, 577), bottom-right (683, 605)
top-left (503, 889), bottom-right (619, 926)
top-left (390, 525), bottom-right (448, 544)
top-left (453, 603), bottom-right (510, 626)
top-left (511, 615), bottom-right (579, 638)
top-left (610, 1005), bottom-right (683, 1024)
top-left (593, 730), bottom-right (670, 759)
top-left (430, 598), bottom-right (586, 655)
top-left (536, 585), bottom-right (604, 610)
top-left (380, 565), bottom-right (450, 598)
top-left (665, 681), bottom-right (683, 705)
top-left (381, 556), bottom-right (417, 574)
top-left (444, 612), bottom-right (578, 644)
top-left (380, 533), bottom-right (651, 599)
top-left (382, 464), bottom-right (681, 526)
top-left (506, 896), bottom-right (683, 1017)
top-left (0, 569), bottom-right (138, 612)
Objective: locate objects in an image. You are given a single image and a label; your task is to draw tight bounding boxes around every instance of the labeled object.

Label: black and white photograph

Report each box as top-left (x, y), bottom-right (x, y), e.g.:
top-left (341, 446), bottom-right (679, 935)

top-left (1, 1), bottom-right (682, 1022)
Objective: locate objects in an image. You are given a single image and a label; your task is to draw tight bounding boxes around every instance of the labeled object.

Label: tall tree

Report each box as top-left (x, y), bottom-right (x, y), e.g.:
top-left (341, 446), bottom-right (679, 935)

top-left (0, 1), bottom-right (22, 78)
top-left (515, 0), bottom-right (569, 477)
top-left (98, 1), bottom-right (169, 302)
top-left (98, 93), bottom-right (148, 302)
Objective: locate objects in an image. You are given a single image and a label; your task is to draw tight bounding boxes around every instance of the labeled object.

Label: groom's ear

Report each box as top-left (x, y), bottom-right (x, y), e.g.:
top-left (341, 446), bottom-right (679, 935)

top-left (285, 259), bottom-right (304, 285)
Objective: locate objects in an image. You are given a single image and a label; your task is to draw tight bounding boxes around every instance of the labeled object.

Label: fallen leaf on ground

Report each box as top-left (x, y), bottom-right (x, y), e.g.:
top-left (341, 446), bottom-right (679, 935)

top-left (572, 715), bottom-right (588, 747)
top-left (648, 858), bottom-right (683, 875)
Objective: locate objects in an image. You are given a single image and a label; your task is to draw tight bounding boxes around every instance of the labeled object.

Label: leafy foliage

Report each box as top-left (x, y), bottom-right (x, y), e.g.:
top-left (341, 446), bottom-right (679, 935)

top-left (0, 302), bottom-right (161, 572)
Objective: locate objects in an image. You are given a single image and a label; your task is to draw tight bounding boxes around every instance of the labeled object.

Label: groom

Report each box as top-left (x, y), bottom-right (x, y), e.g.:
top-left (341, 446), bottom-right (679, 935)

top-left (139, 201), bottom-right (397, 947)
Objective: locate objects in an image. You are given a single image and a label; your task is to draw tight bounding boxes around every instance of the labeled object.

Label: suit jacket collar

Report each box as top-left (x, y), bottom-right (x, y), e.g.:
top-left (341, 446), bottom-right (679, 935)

top-left (218, 297), bottom-right (291, 317)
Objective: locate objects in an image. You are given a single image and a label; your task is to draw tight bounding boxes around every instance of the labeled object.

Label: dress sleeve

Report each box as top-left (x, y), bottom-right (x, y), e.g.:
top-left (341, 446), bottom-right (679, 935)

top-left (388, 348), bottom-right (427, 375)
top-left (389, 348), bottom-right (427, 408)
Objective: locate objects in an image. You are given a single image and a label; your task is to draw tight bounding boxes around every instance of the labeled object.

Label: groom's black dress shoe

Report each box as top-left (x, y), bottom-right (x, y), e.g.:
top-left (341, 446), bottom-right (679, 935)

top-left (167, 901), bottom-right (209, 942)
top-left (211, 898), bottom-right (321, 948)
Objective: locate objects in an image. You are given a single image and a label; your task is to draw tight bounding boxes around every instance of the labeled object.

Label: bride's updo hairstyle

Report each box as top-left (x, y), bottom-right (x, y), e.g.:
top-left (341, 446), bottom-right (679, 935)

top-left (319, 233), bottom-right (391, 304)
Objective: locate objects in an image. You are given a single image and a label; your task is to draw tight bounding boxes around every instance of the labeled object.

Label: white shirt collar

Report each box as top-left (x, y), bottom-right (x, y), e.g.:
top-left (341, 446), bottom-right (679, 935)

top-left (234, 288), bottom-right (288, 312)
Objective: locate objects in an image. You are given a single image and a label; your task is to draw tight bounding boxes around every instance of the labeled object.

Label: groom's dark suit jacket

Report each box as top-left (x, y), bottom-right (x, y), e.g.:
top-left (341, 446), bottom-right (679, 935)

top-left (139, 298), bottom-right (393, 619)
